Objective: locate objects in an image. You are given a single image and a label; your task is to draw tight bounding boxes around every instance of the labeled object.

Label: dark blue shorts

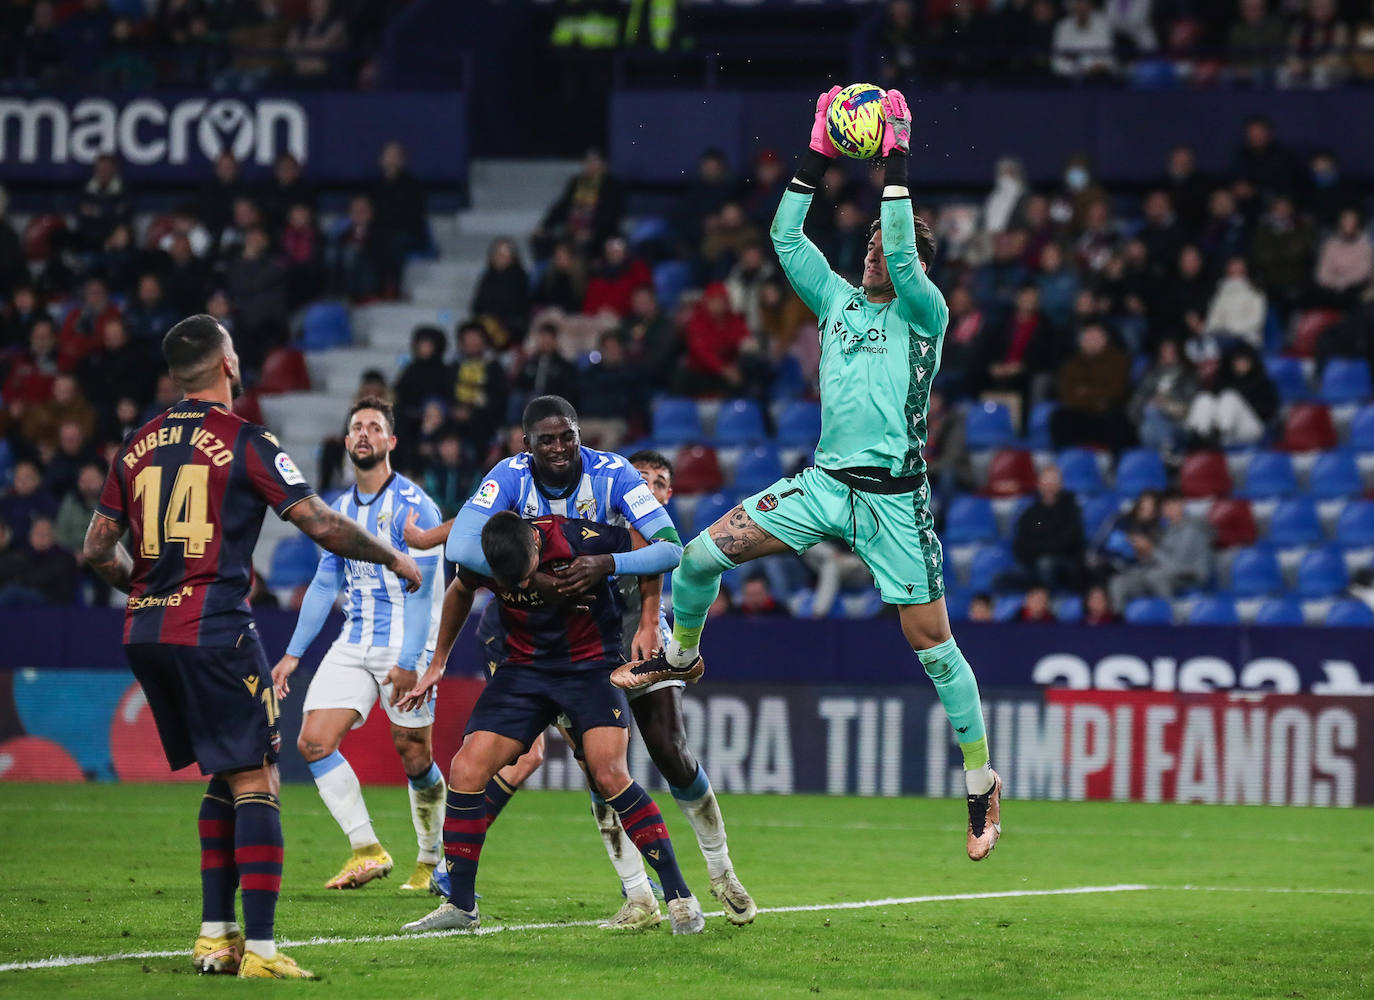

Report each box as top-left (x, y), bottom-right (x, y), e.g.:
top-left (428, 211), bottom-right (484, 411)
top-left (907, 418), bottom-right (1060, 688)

top-left (125, 635), bottom-right (281, 776)
top-left (464, 661), bottom-right (629, 750)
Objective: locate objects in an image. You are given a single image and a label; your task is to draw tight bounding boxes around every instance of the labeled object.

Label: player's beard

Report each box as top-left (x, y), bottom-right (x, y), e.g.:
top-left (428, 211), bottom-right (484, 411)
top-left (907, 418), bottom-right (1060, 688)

top-left (350, 446), bottom-right (387, 471)
top-left (862, 274), bottom-right (895, 300)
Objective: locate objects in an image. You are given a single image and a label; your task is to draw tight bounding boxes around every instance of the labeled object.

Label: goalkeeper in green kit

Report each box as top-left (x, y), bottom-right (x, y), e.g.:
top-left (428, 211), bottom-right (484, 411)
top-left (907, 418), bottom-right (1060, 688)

top-left (613, 87), bottom-right (1001, 861)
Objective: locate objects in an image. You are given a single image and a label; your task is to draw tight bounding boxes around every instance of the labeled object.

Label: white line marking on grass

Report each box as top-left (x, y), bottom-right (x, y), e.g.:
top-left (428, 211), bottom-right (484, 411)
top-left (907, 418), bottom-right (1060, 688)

top-left (1168, 885), bottom-right (1374, 896)
top-left (0, 884), bottom-right (1150, 973)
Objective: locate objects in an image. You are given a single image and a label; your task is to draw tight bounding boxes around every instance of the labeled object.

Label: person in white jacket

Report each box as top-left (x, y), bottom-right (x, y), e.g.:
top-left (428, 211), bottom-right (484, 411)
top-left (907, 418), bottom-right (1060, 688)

top-left (1204, 256), bottom-right (1267, 348)
top-left (1053, 0), bottom-right (1118, 78)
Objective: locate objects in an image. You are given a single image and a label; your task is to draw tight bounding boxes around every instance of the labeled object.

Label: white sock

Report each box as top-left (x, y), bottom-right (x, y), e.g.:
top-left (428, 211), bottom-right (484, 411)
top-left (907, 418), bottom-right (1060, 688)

top-left (591, 793), bottom-right (652, 901)
top-left (309, 751), bottom-right (378, 850)
top-left (672, 767), bottom-right (731, 880)
top-left (666, 637), bottom-right (698, 669)
top-left (199, 920), bottom-right (230, 938)
top-left (245, 938), bottom-right (275, 959)
top-left (965, 764), bottom-right (995, 796)
top-left (408, 762), bottom-right (445, 865)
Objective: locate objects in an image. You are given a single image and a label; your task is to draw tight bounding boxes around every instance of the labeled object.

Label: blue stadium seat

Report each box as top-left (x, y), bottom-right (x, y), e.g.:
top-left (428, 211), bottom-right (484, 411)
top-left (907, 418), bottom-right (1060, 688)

top-left (628, 215), bottom-right (671, 248)
top-left (692, 492), bottom-right (735, 534)
top-left (1185, 595), bottom-right (1239, 625)
top-left (653, 260), bottom-right (692, 309)
top-left (1229, 545), bottom-right (1284, 597)
top-left (964, 402), bottom-right (1015, 450)
top-left (944, 589), bottom-right (972, 622)
top-left (1307, 450), bottom-right (1363, 499)
top-left (300, 302), bottom-right (352, 351)
top-left (1057, 448), bottom-right (1107, 496)
top-left (1295, 546), bottom-right (1348, 598)
top-left (1056, 595), bottom-right (1084, 623)
top-left (1253, 597), bottom-right (1305, 626)
top-left (731, 444), bottom-right (785, 496)
top-left (651, 397), bottom-right (704, 445)
top-left (1238, 451), bottom-right (1298, 499)
top-left (1265, 356), bottom-right (1310, 404)
top-left (967, 544), bottom-right (1014, 592)
top-left (1115, 449), bottom-right (1167, 495)
top-left (1320, 358), bottom-right (1373, 405)
top-left (1266, 498), bottom-right (1322, 547)
top-left (769, 355), bottom-right (807, 402)
top-left (1080, 494), bottom-right (1122, 540)
top-left (1027, 401), bottom-right (1056, 451)
top-left (775, 400), bottom-right (822, 447)
top-left (1347, 405), bottom-right (1374, 452)
top-left (0, 439), bottom-right (11, 487)
top-left (993, 594), bottom-right (1025, 621)
top-left (713, 399), bottom-right (766, 445)
top-left (944, 496), bottom-right (998, 545)
top-left (1124, 597), bottom-right (1173, 624)
top-left (1325, 599), bottom-right (1374, 626)
top-left (268, 536), bottom-right (319, 588)
top-left (1336, 500), bottom-right (1374, 548)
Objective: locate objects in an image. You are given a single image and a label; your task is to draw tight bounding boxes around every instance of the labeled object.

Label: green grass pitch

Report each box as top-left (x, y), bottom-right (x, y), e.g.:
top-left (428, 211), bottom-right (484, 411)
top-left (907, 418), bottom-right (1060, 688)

top-left (1, 783), bottom-right (1371, 998)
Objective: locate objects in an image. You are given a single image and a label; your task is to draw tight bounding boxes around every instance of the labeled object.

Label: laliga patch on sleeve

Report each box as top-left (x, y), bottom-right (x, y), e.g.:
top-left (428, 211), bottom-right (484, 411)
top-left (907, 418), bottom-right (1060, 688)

top-left (473, 479), bottom-right (500, 509)
top-left (274, 452), bottom-right (306, 486)
top-left (624, 482), bottom-right (659, 517)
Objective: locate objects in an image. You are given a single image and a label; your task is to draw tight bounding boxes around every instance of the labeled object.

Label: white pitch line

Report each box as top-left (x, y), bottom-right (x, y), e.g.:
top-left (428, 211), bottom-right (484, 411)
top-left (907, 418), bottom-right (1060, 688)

top-left (0, 884), bottom-right (1149, 973)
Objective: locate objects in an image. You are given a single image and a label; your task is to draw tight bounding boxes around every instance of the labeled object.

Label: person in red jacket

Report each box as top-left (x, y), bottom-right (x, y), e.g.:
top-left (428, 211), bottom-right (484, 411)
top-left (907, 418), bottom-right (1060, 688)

top-left (672, 282), bottom-right (749, 397)
top-left (58, 277), bottom-right (121, 371)
top-left (582, 237), bottom-right (651, 319)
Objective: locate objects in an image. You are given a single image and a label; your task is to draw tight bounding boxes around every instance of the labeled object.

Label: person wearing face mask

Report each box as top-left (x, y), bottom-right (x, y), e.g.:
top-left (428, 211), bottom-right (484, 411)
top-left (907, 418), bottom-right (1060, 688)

top-left (1055, 154), bottom-right (1108, 235)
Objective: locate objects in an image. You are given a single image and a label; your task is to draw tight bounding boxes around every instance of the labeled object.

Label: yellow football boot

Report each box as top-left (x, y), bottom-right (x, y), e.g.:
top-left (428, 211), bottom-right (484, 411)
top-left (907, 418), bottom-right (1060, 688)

top-left (324, 843), bottom-right (393, 889)
top-left (237, 950), bottom-right (315, 979)
top-left (400, 861), bottom-right (437, 891)
top-left (191, 931), bottom-right (244, 974)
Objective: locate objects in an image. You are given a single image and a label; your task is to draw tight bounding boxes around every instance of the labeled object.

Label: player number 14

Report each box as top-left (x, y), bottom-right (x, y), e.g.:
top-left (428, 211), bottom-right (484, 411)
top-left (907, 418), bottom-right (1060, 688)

top-left (131, 465), bottom-right (216, 559)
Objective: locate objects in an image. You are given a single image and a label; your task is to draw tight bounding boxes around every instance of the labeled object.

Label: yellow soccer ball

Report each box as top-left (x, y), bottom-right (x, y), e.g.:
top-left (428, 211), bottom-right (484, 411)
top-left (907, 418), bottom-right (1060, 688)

top-left (826, 83), bottom-right (887, 160)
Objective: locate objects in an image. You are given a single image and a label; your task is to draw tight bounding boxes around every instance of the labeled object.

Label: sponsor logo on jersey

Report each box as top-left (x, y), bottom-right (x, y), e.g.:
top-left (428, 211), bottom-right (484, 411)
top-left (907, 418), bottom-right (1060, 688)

top-left (624, 482), bottom-right (659, 518)
top-left (473, 479), bottom-right (500, 509)
top-left (756, 493), bottom-right (779, 513)
top-left (580, 526), bottom-right (600, 540)
top-left (274, 452), bottom-right (305, 486)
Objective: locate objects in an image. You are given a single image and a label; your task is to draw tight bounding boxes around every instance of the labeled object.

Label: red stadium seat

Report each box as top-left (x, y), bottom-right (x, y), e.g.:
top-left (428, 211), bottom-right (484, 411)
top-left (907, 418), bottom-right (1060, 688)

top-left (257, 347), bottom-right (311, 395)
top-left (1279, 403), bottom-right (1338, 452)
top-left (1179, 450), bottom-right (1232, 498)
top-left (23, 214), bottom-right (67, 260)
top-left (984, 448), bottom-right (1037, 497)
top-left (233, 389), bottom-right (266, 426)
top-left (1290, 310), bottom-right (1344, 358)
top-left (672, 445), bottom-right (724, 495)
top-left (1207, 498), bottom-right (1257, 548)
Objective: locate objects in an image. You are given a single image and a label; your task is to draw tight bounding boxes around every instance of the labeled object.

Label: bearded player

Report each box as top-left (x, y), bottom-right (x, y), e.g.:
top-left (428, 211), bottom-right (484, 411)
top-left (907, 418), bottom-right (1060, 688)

top-left (617, 88), bottom-right (1002, 860)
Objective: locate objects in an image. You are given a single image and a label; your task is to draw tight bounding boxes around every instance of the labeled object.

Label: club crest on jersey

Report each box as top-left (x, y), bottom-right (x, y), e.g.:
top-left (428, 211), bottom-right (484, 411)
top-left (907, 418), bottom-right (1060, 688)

top-left (576, 496), bottom-right (597, 518)
top-left (274, 452), bottom-right (305, 486)
top-left (473, 479), bottom-right (500, 509)
top-left (756, 493), bottom-right (779, 513)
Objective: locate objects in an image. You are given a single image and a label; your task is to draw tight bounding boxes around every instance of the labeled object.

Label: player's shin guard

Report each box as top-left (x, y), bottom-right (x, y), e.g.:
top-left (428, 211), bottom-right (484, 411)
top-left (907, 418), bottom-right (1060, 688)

top-left (308, 750), bottom-right (379, 849)
top-left (605, 781), bottom-right (691, 901)
top-left (590, 789), bottom-right (652, 900)
top-left (668, 533), bottom-right (734, 660)
top-left (441, 788), bottom-right (486, 910)
top-left (407, 762), bottom-right (444, 864)
top-left (482, 774), bottom-right (516, 829)
top-left (199, 777), bottom-right (238, 932)
top-left (669, 763), bottom-right (732, 880)
top-left (233, 792), bottom-right (283, 954)
top-left (916, 638), bottom-right (994, 794)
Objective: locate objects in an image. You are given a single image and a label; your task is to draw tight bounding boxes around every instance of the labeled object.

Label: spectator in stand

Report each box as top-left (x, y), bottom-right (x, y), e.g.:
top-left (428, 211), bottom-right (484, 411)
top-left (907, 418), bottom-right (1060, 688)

top-left (1153, 244), bottom-right (1212, 344)
top-left (1034, 244), bottom-right (1079, 335)
top-left (532, 242), bottom-right (587, 314)
top-left (1074, 198), bottom-right (1120, 275)
top-left (800, 541), bottom-right (873, 618)
top-left (671, 149), bottom-right (735, 250)
top-left (968, 592), bottom-right (995, 622)
top-left (0, 186), bottom-right (28, 298)
top-left (98, 223), bottom-right (142, 298)
top-left (1199, 188), bottom-right (1250, 264)
top-left (583, 237), bottom-right (651, 320)
top-left (1082, 584), bottom-right (1117, 624)
top-left (972, 230), bottom-right (1031, 327)
top-left (18, 1), bottom-right (64, 87)
top-left (158, 204), bottom-right (214, 261)
top-left (42, 419), bottom-right (98, 500)
top-left (1161, 145), bottom-right (1211, 236)
top-left (1314, 207), bottom-right (1374, 308)
top-left (54, 462), bottom-right (104, 557)
top-left (1050, 322), bottom-right (1133, 452)
top-left (372, 140), bottom-right (429, 264)
top-left (286, 0), bottom-right (349, 84)
top-left (740, 149), bottom-right (788, 229)
top-left (1205, 256), bottom-right (1267, 348)
top-left (975, 283), bottom-right (1059, 428)
top-left (865, 0), bottom-right (922, 87)
top-left (98, 15), bottom-right (155, 89)
top-left (262, 152), bottom-right (316, 230)
top-left (1185, 341), bottom-right (1277, 448)
top-left (1004, 465), bottom-right (1085, 592)
top-left (0, 516), bottom-right (77, 607)
top-left (392, 324), bottom-right (450, 473)
top-left (1018, 585), bottom-right (1057, 623)
top-left (1352, 1), bottom-right (1374, 79)
top-left (823, 202), bottom-right (870, 286)
top-left (533, 148), bottom-right (624, 261)
top-left (58, 277), bottom-right (120, 372)
top-left (75, 153), bottom-right (131, 253)
top-left (4, 320), bottom-right (60, 410)
top-left (226, 226), bottom-right (287, 370)
top-left (471, 238), bottom-right (531, 345)
top-left (328, 195), bottom-right (387, 301)
top-left (578, 332), bottom-right (643, 449)
top-left (1052, 0), bottom-right (1117, 80)
top-left (939, 285), bottom-right (984, 401)
top-left (1094, 490), bottom-right (1160, 580)
top-left (1303, 150), bottom-right (1358, 228)
top-left (155, 0), bottom-right (227, 86)
top-left (983, 158), bottom-right (1027, 237)
top-left (934, 1), bottom-right (996, 89)
top-left (700, 201), bottom-right (762, 283)
top-left (450, 320), bottom-right (508, 452)
top-left (281, 203), bottom-right (322, 307)
top-left (1130, 338), bottom-right (1197, 462)
top-left (23, 373), bottom-right (96, 453)
top-left (0, 461), bottom-right (58, 535)
top-left (514, 320), bottom-right (580, 410)
top-left (1106, 0), bottom-right (1156, 55)
top-left (76, 314), bottom-right (151, 419)
top-left (1249, 195), bottom-right (1316, 318)
top-left (1232, 116), bottom-right (1299, 199)
top-left (617, 285), bottom-right (678, 381)
top-left (1137, 191), bottom-right (1183, 286)
top-left (1283, 0), bottom-right (1351, 88)
top-left (213, 197), bottom-right (262, 263)
top-left (222, 0), bottom-right (290, 90)
top-left (196, 152), bottom-right (247, 240)
top-left (673, 282), bottom-right (749, 397)
top-left (1108, 491), bottom-right (1212, 612)
top-left (424, 429), bottom-right (479, 519)
top-left (738, 576), bottom-right (789, 617)
top-left (1229, 0), bottom-right (1287, 84)
top-left (139, 372), bottom-right (180, 425)
top-left (0, 284), bottom-right (42, 353)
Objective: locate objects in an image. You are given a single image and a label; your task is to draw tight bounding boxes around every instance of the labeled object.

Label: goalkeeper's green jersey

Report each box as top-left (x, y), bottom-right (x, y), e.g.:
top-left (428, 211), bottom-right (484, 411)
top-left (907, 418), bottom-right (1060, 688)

top-left (770, 188), bottom-right (949, 479)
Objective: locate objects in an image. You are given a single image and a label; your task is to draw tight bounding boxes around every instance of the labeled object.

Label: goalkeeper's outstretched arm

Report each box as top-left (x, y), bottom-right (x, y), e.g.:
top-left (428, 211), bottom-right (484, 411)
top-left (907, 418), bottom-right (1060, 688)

top-left (877, 91), bottom-right (947, 330)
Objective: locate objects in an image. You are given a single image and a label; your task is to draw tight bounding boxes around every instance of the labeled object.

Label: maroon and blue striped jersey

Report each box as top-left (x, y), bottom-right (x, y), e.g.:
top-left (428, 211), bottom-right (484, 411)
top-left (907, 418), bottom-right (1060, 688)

top-left (458, 515), bottom-right (632, 670)
top-left (95, 398), bottom-right (316, 647)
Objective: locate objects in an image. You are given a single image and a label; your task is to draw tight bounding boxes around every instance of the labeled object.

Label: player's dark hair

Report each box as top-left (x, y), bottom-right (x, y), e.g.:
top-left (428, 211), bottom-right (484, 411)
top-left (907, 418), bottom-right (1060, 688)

top-left (349, 396), bottom-right (394, 434)
top-left (162, 314), bottom-right (225, 387)
top-left (522, 395), bottom-right (579, 436)
top-left (628, 449), bottom-right (673, 479)
top-left (868, 216), bottom-right (937, 267)
top-left (482, 511), bottom-right (539, 589)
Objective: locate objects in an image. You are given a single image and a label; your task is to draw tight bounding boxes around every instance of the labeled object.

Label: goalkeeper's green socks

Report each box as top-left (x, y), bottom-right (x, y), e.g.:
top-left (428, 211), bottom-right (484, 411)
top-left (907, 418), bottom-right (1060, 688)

top-left (666, 533), bottom-right (734, 666)
top-left (917, 638), bottom-right (994, 795)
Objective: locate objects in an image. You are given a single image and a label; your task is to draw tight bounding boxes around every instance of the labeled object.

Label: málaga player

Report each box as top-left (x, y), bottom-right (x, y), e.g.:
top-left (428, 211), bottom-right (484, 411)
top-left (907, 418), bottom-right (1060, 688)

top-left (617, 88), bottom-right (1003, 859)
top-left (406, 397), bottom-right (755, 926)
top-left (82, 316), bottom-right (421, 980)
top-left (270, 397), bottom-right (447, 892)
top-left (398, 511), bottom-right (706, 935)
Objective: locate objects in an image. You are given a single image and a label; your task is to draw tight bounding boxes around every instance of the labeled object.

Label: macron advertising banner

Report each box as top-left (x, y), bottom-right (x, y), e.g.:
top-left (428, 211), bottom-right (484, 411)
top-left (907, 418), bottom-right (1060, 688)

top-left (0, 91), bottom-right (468, 184)
top-left (1, 608), bottom-right (1371, 805)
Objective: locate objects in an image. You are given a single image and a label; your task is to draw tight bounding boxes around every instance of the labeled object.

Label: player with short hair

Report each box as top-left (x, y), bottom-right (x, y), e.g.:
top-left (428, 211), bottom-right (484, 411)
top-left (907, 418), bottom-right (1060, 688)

top-left (398, 511), bottom-right (706, 935)
top-left (82, 315), bottom-right (421, 979)
top-left (405, 400), bottom-right (754, 927)
top-left (618, 88), bottom-right (1003, 860)
top-left (270, 396), bottom-right (447, 893)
